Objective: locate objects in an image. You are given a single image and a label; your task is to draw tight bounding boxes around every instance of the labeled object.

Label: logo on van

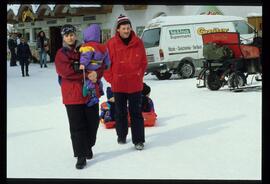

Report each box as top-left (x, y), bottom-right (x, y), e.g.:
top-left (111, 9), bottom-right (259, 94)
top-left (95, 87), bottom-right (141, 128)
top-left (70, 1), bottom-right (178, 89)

top-left (197, 27), bottom-right (229, 35)
top-left (169, 29), bottom-right (191, 39)
top-left (169, 29), bottom-right (190, 35)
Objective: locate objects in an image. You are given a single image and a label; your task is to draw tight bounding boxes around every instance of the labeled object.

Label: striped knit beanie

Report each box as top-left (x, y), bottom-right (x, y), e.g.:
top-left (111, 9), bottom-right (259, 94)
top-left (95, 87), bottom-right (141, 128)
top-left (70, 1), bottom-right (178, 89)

top-left (117, 14), bottom-right (132, 29)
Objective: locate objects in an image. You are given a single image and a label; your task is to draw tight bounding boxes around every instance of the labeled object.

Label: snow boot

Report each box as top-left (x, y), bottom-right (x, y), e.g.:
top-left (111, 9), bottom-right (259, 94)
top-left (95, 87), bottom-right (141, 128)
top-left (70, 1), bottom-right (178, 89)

top-left (76, 157), bottom-right (86, 169)
top-left (87, 149), bottom-right (93, 160)
top-left (135, 143), bottom-right (144, 150)
top-left (117, 137), bottom-right (126, 144)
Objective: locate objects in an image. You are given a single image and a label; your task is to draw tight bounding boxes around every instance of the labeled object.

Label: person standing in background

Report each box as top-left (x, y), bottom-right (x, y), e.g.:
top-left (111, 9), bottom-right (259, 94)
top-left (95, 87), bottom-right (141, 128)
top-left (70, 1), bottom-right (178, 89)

top-left (8, 33), bottom-right (17, 66)
top-left (17, 37), bottom-right (32, 77)
top-left (17, 32), bottom-right (22, 45)
top-left (36, 30), bottom-right (48, 68)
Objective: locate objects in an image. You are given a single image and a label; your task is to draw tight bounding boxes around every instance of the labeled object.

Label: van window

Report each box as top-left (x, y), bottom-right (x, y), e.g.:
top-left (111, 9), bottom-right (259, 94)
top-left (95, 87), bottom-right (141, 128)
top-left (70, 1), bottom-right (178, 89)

top-left (233, 21), bottom-right (254, 34)
top-left (141, 28), bottom-right (160, 48)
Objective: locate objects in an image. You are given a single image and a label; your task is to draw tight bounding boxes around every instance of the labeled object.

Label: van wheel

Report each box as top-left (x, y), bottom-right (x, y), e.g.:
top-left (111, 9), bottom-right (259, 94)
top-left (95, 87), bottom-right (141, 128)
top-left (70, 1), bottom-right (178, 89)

top-left (177, 61), bottom-right (195, 79)
top-left (205, 71), bottom-right (222, 90)
top-left (155, 71), bottom-right (172, 80)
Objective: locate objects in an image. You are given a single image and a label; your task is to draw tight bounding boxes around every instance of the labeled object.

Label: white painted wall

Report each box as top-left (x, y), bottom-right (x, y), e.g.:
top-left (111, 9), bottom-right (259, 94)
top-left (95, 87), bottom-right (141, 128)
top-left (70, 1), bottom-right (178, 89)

top-left (104, 5), bottom-right (262, 37)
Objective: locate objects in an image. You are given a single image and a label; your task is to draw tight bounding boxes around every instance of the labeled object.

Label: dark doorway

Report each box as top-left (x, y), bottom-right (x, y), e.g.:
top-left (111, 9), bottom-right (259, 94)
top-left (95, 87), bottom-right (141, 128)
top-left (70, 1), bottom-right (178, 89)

top-left (49, 26), bottom-right (62, 62)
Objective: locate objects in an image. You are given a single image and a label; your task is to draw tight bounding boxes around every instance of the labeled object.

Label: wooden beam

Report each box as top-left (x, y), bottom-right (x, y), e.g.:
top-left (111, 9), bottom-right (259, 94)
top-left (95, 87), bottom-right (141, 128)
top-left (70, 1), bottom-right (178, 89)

top-left (123, 5), bottom-right (147, 11)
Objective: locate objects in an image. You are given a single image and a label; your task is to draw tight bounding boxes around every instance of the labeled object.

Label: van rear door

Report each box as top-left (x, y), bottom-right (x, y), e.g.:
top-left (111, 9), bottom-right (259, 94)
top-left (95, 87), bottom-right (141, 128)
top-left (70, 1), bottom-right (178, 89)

top-left (141, 28), bottom-right (161, 63)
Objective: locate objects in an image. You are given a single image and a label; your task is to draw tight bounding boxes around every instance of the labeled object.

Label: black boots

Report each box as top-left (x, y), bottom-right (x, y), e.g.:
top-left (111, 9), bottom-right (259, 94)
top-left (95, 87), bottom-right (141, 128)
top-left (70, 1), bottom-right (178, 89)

top-left (117, 137), bottom-right (127, 144)
top-left (22, 73), bottom-right (29, 77)
top-left (135, 142), bottom-right (144, 150)
top-left (76, 157), bottom-right (86, 169)
top-left (86, 149), bottom-right (93, 160)
top-left (75, 149), bottom-right (93, 169)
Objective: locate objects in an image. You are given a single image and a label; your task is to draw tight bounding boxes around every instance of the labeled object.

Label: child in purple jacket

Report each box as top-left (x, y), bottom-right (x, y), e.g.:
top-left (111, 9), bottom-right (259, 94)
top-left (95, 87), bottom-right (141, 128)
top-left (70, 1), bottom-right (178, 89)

top-left (79, 24), bottom-right (110, 107)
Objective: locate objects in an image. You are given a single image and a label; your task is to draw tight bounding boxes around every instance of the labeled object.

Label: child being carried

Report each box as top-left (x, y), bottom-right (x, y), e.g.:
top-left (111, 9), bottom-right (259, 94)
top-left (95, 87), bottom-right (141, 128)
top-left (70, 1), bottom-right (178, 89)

top-left (79, 24), bottom-right (110, 107)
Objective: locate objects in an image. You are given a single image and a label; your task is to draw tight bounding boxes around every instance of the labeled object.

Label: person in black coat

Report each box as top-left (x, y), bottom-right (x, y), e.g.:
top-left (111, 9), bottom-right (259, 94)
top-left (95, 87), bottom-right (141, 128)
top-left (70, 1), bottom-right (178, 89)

top-left (8, 33), bottom-right (17, 66)
top-left (17, 37), bottom-right (32, 77)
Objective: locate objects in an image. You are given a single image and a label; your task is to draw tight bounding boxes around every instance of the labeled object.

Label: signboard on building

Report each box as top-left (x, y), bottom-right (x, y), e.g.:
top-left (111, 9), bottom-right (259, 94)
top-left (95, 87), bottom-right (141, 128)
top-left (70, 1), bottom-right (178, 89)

top-left (196, 6), bottom-right (223, 15)
top-left (22, 8), bottom-right (35, 22)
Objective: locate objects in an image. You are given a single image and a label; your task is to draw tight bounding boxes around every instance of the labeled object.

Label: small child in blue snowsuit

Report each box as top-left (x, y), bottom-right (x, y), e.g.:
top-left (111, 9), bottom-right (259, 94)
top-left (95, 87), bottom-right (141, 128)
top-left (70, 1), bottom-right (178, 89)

top-left (142, 83), bottom-right (155, 112)
top-left (79, 24), bottom-right (110, 107)
top-left (100, 87), bottom-right (115, 122)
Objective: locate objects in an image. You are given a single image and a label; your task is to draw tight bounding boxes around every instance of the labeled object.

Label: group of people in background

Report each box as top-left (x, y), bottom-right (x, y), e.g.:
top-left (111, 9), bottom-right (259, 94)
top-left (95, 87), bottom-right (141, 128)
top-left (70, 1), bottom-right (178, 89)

top-left (8, 32), bottom-right (32, 77)
top-left (54, 14), bottom-right (153, 170)
top-left (7, 30), bottom-right (50, 77)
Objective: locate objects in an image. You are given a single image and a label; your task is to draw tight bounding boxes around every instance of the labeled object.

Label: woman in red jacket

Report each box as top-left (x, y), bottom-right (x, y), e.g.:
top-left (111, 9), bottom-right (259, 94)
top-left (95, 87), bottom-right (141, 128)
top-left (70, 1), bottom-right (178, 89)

top-left (104, 15), bottom-right (147, 150)
top-left (54, 24), bottom-right (105, 169)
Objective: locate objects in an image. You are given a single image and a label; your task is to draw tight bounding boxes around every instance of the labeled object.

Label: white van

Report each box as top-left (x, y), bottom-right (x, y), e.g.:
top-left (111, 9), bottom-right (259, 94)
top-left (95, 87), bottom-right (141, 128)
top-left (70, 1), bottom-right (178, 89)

top-left (141, 15), bottom-right (256, 80)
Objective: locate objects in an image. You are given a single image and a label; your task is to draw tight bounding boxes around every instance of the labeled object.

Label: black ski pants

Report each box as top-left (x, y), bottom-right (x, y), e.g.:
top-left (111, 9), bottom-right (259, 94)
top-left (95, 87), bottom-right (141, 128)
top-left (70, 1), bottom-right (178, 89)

top-left (65, 103), bottom-right (99, 158)
top-left (114, 92), bottom-right (145, 144)
top-left (19, 59), bottom-right (29, 75)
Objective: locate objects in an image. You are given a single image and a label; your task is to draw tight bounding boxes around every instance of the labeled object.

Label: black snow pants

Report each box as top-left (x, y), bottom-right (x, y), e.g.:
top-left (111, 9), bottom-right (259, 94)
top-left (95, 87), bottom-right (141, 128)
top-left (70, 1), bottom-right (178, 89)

top-left (114, 92), bottom-right (145, 144)
top-left (19, 58), bottom-right (29, 76)
top-left (65, 103), bottom-right (99, 158)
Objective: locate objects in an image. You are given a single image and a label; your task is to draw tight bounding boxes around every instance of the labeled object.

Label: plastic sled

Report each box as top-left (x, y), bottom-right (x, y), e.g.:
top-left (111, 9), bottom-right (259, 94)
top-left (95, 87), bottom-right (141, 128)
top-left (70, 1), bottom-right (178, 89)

top-left (142, 112), bottom-right (157, 127)
top-left (101, 111), bottom-right (157, 129)
top-left (100, 102), bottom-right (157, 129)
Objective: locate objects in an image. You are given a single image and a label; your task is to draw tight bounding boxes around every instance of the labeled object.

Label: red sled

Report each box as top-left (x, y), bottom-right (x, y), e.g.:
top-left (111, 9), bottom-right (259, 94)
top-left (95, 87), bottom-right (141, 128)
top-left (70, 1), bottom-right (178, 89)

top-left (143, 112), bottom-right (157, 127)
top-left (100, 119), bottom-right (116, 129)
top-left (128, 112), bottom-right (157, 127)
top-left (100, 102), bottom-right (157, 129)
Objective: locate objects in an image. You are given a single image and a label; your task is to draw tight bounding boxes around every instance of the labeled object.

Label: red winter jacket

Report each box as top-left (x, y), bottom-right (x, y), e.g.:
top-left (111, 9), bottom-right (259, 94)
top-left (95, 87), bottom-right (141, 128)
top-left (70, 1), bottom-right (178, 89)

top-left (104, 31), bottom-right (147, 93)
top-left (55, 41), bottom-right (105, 105)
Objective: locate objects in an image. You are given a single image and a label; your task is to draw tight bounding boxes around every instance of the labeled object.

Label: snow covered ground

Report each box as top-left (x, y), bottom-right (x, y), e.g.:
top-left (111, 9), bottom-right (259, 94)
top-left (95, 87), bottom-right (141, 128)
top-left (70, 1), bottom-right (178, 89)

top-left (7, 61), bottom-right (262, 180)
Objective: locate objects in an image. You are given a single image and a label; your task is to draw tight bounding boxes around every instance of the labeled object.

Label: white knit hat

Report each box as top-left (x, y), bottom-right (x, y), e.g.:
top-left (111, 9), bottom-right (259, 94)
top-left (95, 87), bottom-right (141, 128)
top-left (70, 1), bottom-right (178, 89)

top-left (117, 14), bottom-right (132, 28)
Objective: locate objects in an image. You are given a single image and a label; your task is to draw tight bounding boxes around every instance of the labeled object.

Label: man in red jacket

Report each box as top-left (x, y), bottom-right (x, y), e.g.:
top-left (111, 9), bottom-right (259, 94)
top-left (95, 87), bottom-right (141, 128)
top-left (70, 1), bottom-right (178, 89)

top-left (104, 14), bottom-right (147, 150)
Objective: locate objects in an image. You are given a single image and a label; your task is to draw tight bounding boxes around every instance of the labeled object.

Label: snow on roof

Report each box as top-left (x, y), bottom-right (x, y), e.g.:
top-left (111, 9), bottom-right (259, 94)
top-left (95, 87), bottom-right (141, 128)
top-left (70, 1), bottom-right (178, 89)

top-left (48, 4), bottom-right (55, 10)
top-left (7, 4), bottom-right (101, 15)
top-left (146, 15), bottom-right (244, 28)
top-left (247, 12), bottom-right (262, 17)
top-left (7, 4), bottom-right (40, 15)
top-left (32, 4), bottom-right (39, 13)
top-left (7, 4), bottom-right (20, 15)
